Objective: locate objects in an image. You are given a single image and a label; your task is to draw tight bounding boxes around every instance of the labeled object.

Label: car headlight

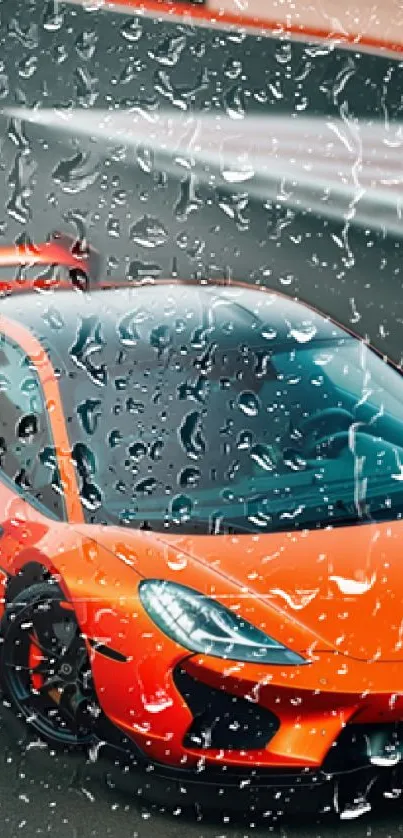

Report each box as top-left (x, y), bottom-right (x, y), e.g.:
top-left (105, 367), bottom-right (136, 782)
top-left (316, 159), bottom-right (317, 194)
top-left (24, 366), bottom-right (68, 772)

top-left (139, 580), bottom-right (306, 665)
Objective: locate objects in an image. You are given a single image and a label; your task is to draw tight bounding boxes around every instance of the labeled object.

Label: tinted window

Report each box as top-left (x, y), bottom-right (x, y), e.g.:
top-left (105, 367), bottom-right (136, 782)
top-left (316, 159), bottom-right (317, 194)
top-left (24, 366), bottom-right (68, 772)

top-left (0, 334), bottom-right (65, 519)
top-left (27, 288), bottom-right (403, 535)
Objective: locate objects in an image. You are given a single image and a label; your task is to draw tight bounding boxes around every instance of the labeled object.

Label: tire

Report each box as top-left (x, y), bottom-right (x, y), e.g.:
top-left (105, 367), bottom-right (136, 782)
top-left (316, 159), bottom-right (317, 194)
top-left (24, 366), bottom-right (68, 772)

top-left (1, 581), bottom-right (99, 749)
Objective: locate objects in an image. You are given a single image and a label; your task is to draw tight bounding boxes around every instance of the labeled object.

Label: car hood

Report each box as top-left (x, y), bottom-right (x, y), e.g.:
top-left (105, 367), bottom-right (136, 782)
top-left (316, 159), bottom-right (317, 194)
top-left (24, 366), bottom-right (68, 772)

top-left (76, 518), bottom-right (403, 662)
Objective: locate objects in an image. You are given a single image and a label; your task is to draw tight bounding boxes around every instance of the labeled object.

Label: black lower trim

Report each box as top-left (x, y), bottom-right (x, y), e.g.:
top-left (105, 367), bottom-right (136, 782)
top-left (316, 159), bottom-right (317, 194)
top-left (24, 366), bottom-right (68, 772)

top-left (95, 705), bottom-right (403, 814)
top-left (100, 734), bottom-right (403, 816)
top-left (174, 666), bottom-right (279, 751)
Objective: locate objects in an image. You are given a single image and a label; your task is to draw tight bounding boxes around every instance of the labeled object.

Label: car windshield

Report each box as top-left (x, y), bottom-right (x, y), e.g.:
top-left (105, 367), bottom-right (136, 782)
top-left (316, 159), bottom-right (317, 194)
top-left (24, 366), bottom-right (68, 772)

top-left (54, 315), bottom-right (403, 534)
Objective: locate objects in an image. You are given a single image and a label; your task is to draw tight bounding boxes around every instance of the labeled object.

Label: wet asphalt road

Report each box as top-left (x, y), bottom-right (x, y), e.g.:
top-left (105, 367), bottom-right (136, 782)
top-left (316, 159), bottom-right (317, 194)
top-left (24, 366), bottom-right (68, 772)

top-left (1, 1), bottom-right (403, 836)
top-left (3, 697), bottom-right (403, 838)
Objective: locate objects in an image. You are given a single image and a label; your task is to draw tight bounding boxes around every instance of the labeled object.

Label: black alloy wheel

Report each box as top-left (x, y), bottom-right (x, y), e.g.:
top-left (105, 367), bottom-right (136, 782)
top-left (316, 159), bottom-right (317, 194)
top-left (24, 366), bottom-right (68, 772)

top-left (1, 582), bottom-right (99, 748)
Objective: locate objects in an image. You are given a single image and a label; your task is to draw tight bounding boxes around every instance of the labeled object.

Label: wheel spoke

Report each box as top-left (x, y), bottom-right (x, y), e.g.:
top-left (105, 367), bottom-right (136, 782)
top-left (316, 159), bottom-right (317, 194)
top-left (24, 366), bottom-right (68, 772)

top-left (28, 633), bottom-right (58, 660)
top-left (37, 676), bottom-right (63, 694)
top-left (58, 685), bottom-right (80, 724)
top-left (3, 659), bottom-right (53, 676)
top-left (33, 660), bottom-right (54, 676)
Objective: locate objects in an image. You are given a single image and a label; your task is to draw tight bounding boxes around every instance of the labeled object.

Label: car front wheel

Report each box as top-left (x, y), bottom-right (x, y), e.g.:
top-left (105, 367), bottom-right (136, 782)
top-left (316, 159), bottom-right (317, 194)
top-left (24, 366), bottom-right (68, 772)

top-left (1, 581), bottom-right (98, 749)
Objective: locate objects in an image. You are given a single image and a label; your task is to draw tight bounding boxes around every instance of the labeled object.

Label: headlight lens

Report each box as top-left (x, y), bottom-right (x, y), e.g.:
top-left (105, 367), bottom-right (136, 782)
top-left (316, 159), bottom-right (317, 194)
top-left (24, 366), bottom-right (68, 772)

top-left (139, 580), bottom-right (306, 665)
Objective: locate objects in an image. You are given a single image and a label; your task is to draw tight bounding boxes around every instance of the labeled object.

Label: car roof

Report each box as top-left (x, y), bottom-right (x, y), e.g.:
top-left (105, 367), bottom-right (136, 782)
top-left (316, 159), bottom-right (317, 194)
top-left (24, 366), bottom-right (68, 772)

top-left (0, 282), bottom-right (348, 365)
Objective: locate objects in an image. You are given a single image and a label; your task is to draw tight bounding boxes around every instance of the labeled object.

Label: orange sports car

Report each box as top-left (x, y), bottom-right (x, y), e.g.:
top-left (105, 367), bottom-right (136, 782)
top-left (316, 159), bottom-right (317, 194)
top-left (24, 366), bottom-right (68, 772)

top-left (1, 233), bottom-right (403, 815)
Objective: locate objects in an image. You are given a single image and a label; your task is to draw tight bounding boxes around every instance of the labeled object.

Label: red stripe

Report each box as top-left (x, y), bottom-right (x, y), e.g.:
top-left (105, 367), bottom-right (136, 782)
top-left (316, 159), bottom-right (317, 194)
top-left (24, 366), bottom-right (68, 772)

top-left (96, 0), bottom-right (403, 56)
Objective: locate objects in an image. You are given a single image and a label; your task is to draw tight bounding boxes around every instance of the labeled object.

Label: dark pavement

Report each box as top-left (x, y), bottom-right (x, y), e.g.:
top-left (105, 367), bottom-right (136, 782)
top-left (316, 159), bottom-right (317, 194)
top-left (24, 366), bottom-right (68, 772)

top-left (3, 698), bottom-right (403, 837)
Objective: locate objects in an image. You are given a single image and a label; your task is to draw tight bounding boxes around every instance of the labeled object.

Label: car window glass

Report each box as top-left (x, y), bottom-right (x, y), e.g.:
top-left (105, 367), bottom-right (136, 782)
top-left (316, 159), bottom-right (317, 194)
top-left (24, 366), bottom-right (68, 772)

top-left (0, 334), bottom-right (65, 520)
top-left (316, 343), bottom-right (403, 419)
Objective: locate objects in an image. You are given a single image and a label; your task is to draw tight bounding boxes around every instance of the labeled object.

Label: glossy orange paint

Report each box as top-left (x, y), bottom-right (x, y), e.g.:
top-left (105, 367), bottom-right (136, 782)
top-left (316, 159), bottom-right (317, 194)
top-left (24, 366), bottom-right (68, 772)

top-left (1, 265), bottom-right (403, 772)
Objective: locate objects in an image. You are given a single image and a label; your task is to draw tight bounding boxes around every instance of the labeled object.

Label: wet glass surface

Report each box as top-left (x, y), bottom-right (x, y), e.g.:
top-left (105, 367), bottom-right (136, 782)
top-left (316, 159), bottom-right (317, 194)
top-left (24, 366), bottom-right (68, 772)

top-left (1, 0), bottom-right (403, 833)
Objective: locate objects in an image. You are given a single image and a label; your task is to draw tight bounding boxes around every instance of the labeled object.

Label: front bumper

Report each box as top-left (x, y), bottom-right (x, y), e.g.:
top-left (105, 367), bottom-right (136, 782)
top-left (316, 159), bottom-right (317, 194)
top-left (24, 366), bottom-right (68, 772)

top-left (90, 639), bottom-right (403, 773)
top-left (88, 644), bottom-right (403, 814)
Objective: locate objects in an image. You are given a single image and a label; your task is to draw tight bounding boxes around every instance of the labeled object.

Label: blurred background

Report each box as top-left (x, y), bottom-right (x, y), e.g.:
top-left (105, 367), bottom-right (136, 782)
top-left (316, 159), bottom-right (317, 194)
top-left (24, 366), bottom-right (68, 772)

top-left (0, 0), bottom-right (403, 363)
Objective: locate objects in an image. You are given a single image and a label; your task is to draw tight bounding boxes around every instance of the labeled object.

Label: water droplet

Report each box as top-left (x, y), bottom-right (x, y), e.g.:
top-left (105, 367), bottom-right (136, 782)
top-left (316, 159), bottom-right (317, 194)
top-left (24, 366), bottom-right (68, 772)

top-left (136, 146), bottom-right (154, 174)
top-left (130, 215), bottom-right (168, 248)
top-left (170, 494), bottom-right (192, 524)
top-left (126, 399), bottom-right (145, 415)
top-left (117, 58), bottom-right (142, 86)
top-left (53, 43), bottom-right (68, 64)
top-left (75, 67), bottom-right (98, 107)
top-left (216, 191), bottom-right (249, 230)
top-left (179, 466), bottom-right (200, 487)
top-left (275, 42), bottom-right (292, 65)
top-left (8, 118), bottom-right (30, 151)
top-left (237, 430), bottom-right (252, 450)
top-left (75, 30), bottom-right (97, 60)
top-left (179, 411), bottom-right (206, 459)
top-left (149, 34), bottom-right (187, 67)
top-left (0, 74), bottom-right (9, 98)
top-left (339, 798), bottom-right (371, 820)
top-left (117, 311), bottom-right (140, 346)
top-left (112, 188), bottom-right (127, 206)
top-left (135, 477), bottom-right (157, 496)
top-left (223, 84), bottom-right (245, 120)
top-left (20, 377), bottom-right (39, 398)
top-left (222, 155), bottom-right (254, 183)
top-left (150, 440), bottom-right (163, 461)
top-left (167, 553), bottom-right (188, 571)
top-left (53, 152), bottom-right (101, 194)
top-left (283, 449), bottom-right (307, 471)
top-left (7, 152), bottom-right (36, 224)
top-left (314, 352), bottom-right (333, 367)
top-left (174, 176), bottom-right (203, 221)
top-left (18, 55), bottom-right (37, 79)
top-left (224, 58), bottom-right (242, 79)
top-left (43, 0), bottom-right (64, 31)
top-left (106, 216), bottom-right (120, 238)
top-left (178, 376), bottom-right (208, 404)
top-left (250, 443), bottom-right (275, 470)
top-left (108, 429), bottom-right (122, 448)
top-left (43, 306), bottom-right (64, 331)
top-left (154, 67), bottom-right (208, 110)
top-left (128, 441), bottom-right (147, 461)
top-left (120, 17), bottom-right (142, 42)
top-left (126, 260), bottom-right (161, 282)
top-left (150, 324), bottom-right (172, 353)
top-left (0, 374), bottom-right (10, 392)
top-left (237, 391), bottom-right (260, 417)
top-left (81, 480), bottom-right (102, 511)
top-left (77, 399), bottom-right (102, 435)
top-left (290, 323), bottom-right (318, 344)
top-left (18, 413), bottom-right (38, 442)
top-left (261, 325), bottom-right (277, 341)
top-left (70, 317), bottom-right (107, 386)
top-left (143, 694), bottom-right (173, 714)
